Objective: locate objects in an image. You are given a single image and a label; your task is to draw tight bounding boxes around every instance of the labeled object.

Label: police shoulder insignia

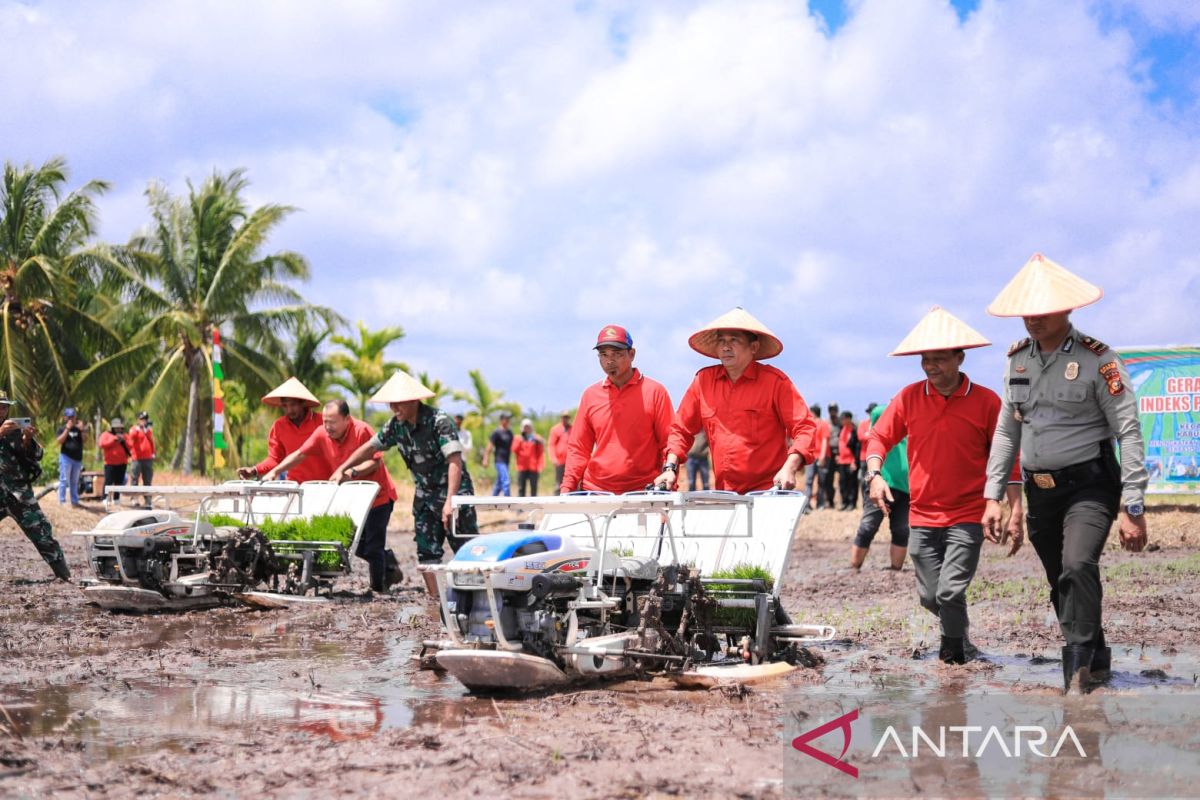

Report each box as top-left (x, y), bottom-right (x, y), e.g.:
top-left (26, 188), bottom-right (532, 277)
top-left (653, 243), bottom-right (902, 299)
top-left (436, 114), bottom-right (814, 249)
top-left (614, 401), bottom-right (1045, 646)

top-left (1007, 338), bottom-right (1031, 357)
top-left (1081, 335), bottom-right (1109, 355)
top-left (1099, 361), bottom-right (1124, 395)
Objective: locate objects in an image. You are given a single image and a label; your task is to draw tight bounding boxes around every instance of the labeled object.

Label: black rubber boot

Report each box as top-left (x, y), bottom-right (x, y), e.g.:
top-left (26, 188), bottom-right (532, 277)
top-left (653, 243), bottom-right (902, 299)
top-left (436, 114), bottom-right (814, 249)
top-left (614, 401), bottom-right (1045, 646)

top-left (939, 636), bottom-right (966, 665)
top-left (1090, 630), bottom-right (1111, 677)
top-left (1062, 645), bottom-right (1094, 694)
top-left (384, 550), bottom-right (404, 588)
top-left (51, 559), bottom-right (72, 582)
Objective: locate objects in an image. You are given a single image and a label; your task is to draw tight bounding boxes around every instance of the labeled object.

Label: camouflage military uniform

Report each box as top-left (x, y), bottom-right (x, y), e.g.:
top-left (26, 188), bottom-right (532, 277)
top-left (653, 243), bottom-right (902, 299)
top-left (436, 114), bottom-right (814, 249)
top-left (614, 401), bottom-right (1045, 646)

top-left (375, 403), bottom-right (478, 563)
top-left (0, 430), bottom-right (70, 577)
top-left (985, 326), bottom-right (1147, 649)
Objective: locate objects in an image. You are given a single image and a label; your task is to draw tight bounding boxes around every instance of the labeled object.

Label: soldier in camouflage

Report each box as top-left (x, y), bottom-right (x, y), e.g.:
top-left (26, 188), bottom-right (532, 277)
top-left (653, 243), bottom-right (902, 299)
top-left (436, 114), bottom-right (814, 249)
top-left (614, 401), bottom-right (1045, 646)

top-left (332, 371), bottom-right (478, 564)
top-left (0, 392), bottom-right (71, 581)
top-left (982, 254), bottom-right (1148, 695)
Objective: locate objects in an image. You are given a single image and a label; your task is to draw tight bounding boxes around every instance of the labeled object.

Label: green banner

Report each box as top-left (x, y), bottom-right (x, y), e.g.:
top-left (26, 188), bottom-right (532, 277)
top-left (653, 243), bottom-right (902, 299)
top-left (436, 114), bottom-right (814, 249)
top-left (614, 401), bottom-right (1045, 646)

top-left (1120, 346), bottom-right (1200, 494)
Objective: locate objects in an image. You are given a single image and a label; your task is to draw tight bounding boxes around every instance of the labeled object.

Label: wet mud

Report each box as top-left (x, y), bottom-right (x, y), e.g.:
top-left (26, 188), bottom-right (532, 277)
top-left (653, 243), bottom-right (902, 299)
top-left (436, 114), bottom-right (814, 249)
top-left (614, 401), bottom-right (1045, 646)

top-left (1, 504), bottom-right (1197, 797)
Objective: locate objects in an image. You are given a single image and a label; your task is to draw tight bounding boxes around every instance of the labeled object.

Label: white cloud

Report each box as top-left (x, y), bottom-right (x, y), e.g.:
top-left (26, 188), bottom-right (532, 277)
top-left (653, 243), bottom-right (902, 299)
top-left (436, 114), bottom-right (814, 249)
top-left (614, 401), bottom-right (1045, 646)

top-left (2, 0), bottom-right (1198, 413)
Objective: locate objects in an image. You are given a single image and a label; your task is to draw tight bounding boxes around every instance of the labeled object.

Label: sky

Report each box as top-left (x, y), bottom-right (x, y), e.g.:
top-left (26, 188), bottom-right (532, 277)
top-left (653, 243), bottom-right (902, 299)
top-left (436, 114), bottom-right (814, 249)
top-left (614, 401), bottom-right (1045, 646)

top-left (3, 0), bottom-right (1199, 417)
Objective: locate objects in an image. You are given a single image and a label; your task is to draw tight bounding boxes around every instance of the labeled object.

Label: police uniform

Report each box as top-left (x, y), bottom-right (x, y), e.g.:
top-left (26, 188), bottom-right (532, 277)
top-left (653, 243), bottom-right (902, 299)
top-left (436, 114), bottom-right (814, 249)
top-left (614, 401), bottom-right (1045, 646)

top-left (375, 403), bottom-right (479, 563)
top-left (0, 405), bottom-right (71, 580)
top-left (985, 327), bottom-right (1147, 668)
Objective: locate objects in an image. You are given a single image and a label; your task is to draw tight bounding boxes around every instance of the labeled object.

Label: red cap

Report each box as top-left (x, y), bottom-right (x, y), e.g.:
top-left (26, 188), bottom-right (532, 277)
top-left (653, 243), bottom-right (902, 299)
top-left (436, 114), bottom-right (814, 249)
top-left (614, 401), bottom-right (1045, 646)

top-left (594, 325), bottom-right (633, 350)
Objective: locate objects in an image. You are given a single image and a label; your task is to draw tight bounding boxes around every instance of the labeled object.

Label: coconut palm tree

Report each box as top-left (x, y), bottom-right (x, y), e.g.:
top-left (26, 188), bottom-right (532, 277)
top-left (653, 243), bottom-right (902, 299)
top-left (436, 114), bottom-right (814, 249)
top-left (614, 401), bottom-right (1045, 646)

top-left (453, 369), bottom-right (519, 429)
top-left (329, 321), bottom-right (407, 418)
top-left (417, 371), bottom-right (454, 406)
top-left (280, 320), bottom-right (337, 398)
top-left (0, 158), bottom-right (117, 418)
top-left (76, 169), bottom-right (336, 474)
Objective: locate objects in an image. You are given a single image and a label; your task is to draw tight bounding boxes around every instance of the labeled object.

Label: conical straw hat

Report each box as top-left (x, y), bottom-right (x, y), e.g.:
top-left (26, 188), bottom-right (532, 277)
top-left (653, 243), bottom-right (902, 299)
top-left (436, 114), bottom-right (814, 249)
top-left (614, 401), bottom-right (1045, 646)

top-left (261, 377), bottom-right (319, 408)
top-left (369, 370), bottom-right (435, 404)
top-left (688, 307), bottom-right (783, 360)
top-left (987, 253), bottom-right (1103, 317)
top-left (890, 306), bottom-right (991, 356)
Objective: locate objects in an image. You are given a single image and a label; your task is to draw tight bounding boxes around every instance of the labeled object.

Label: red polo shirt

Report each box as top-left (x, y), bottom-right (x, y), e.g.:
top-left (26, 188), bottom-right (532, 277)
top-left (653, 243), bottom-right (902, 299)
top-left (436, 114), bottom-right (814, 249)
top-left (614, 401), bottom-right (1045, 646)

top-left (298, 417), bottom-right (396, 508)
top-left (666, 362), bottom-right (818, 494)
top-left (254, 411), bottom-right (328, 483)
top-left (561, 369), bottom-right (674, 494)
top-left (548, 422), bottom-right (571, 466)
top-left (866, 374), bottom-right (1018, 527)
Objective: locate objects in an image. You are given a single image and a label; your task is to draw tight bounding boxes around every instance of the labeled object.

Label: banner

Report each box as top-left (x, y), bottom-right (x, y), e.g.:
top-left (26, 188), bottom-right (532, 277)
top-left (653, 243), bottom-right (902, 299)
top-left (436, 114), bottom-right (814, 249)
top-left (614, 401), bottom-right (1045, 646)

top-left (1120, 346), bottom-right (1200, 494)
top-left (212, 329), bottom-right (227, 468)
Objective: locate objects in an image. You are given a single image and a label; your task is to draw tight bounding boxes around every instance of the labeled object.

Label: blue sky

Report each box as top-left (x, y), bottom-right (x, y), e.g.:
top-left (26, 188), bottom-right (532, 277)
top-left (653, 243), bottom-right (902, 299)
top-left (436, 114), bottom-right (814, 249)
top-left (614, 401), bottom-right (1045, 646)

top-left (3, 0), bottom-right (1199, 417)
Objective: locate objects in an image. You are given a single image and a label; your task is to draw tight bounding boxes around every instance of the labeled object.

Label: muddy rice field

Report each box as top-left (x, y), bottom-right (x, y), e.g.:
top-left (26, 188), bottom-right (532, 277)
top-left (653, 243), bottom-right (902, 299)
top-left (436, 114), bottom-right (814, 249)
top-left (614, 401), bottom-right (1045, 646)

top-left (2, 497), bottom-right (1198, 798)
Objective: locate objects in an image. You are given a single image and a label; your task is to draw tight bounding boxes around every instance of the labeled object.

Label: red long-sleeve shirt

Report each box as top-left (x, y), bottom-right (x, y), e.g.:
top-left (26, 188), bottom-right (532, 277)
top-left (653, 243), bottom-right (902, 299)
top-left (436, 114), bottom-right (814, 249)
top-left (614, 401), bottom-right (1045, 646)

top-left (254, 411), bottom-right (328, 482)
top-left (98, 431), bottom-right (130, 466)
top-left (560, 370), bottom-right (674, 494)
top-left (666, 362), bottom-right (818, 494)
top-left (836, 423), bottom-right (857, 466)
top-left (865, 374), bottom-right (1019, 527)
top-left (548, 422), bottom-right (571, 466)
top-left (298, 417), bottom-right (396, 508)
top-left (513, 436), bottom-right (546, 472)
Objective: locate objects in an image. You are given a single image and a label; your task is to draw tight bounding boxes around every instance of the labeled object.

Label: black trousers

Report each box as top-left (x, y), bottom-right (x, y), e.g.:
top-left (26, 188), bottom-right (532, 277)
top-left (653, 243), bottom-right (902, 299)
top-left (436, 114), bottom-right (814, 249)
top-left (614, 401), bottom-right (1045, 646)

top-left (517, 470), bottom-right (539, 497)
top-left (103, 464), bottom-right (127, 501)
top-left (838, 464), bottom-right (859, 510)
top-left (818, 458), bottom-right (836, 509)
top-left (356, 500), bottom-right (395, 591)
top-left (854, 486), bottom-right (911, 548)
top-left (1025, 460), bottom-right (1119, 647)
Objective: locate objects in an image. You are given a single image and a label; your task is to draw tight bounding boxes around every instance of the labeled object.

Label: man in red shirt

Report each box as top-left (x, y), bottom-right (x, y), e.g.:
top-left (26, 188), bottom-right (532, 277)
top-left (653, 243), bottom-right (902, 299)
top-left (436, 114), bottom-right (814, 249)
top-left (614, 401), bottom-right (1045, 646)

top-left (127, 412), bottom-right (156, 508)
top-left (560, 325), bottom-right (674, 494)
top-left (237, 377), bottom-right (328, 483)
top-left (836, 410), bottom-right (860, 510)
top-left (513, 418), bottom-right (546, 496)
top-left (265, 399), bottom-right (401, 593)
top-left (865, 307), bottom-right (1023, 664)
top-left (98, 418), bottom-right (131, 508)
top-left (803, 404), bottom-right (833, 509)
top-left (547, 411), bottom-right (572, 495)
top-left (657, 308), bottom-right (818, 493)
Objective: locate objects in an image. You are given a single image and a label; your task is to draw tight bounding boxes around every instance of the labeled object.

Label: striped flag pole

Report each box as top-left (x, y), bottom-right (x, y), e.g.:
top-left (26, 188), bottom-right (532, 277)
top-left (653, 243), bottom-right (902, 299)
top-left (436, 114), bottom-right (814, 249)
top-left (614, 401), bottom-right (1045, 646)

top-left (213, 329), bottom-right (227, 469)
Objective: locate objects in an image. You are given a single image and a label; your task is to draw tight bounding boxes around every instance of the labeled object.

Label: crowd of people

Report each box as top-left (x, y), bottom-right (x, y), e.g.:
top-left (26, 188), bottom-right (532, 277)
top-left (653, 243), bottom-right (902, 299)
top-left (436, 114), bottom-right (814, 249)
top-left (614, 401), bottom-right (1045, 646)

top-left (1, 253), bottom-right (1149, 694)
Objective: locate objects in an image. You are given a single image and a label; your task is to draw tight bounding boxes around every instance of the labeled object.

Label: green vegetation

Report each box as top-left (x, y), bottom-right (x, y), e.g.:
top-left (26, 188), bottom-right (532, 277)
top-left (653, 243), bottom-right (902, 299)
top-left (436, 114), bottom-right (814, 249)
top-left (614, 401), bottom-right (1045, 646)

top-left (202, 513), bottom-right (355, 569)
top-left (707, 563), bottom-right (774, 627)
top-left (330, 321), bottom-right (407, 419)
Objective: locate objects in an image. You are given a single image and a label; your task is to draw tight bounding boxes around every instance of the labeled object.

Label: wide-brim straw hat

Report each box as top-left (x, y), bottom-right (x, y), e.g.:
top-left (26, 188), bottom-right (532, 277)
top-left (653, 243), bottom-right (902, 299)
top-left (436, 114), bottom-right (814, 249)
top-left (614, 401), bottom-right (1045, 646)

top-left (369, 370), bottom-right (435, 404)
top-left (261, 377), bottom-right (320, 408)
top-left (688, 307), bottom-right (784, 360)
top-left (890, 306), bottom-right (991, 356)
top-left (987, 253), bottom-right (1103, 317)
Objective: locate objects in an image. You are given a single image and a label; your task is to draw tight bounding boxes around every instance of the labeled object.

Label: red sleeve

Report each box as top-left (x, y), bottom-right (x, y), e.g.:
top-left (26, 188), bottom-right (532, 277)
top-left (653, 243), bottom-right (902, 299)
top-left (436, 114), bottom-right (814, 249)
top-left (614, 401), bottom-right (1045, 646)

top-left (653, 383), bottom-right (674, 464)
top-left (296, 427), bottom-right (323, 457)
top-left (866, 394), bottom-right (907, 462)
top-left (666, 377), bottom-right (702, 461)
top-left (779, 378), bottom-right (818, 465)
top-left (255, 421), bottom-right (286, 475)
top-left (560, 391), bottom-right (597, 492)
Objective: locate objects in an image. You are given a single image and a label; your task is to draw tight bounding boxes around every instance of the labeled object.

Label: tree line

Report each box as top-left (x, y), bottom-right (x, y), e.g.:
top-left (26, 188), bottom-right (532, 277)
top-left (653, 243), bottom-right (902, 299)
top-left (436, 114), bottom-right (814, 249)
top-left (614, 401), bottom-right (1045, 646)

top-left (1, 157), bottom-right (545, 477)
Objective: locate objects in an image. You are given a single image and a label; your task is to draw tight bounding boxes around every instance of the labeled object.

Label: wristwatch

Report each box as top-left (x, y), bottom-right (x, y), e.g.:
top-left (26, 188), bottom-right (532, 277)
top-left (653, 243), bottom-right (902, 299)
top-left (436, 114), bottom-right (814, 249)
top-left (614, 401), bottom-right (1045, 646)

top-left (865, 469), bottom-right (882, 483)
top-left (348, 467), bottom-right (358, 480)
top-left (661, 462), bottom-right (677, 473)
top-left (1124, 502), bottom-right (1144, 517)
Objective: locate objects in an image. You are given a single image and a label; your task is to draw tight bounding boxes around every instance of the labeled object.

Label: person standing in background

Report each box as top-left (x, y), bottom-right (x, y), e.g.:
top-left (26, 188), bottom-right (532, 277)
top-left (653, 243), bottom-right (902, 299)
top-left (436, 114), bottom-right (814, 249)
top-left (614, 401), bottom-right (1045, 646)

top-left (548, 411), bottom-right (572, 495)
top-left (55, 408), bottom-right (87, 507)
top-left (127, 412), bottom-right (156, 508)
